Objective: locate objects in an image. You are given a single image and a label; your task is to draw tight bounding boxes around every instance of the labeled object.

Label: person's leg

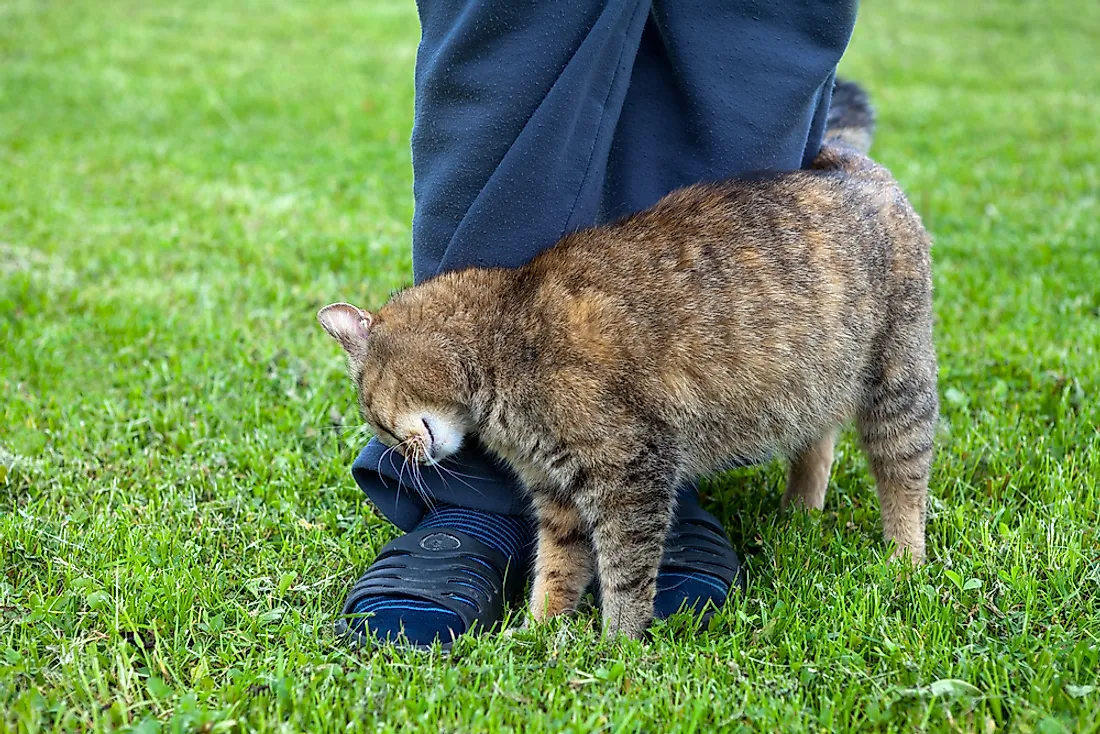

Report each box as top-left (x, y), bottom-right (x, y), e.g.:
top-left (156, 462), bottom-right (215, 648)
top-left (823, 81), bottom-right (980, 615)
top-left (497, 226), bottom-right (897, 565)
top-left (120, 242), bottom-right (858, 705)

top-left (603, 0), bottom-right (858, 221)
top-left (356, 0), bottom-right (652, 529)
top-left (344, 0), bottom-right (859, 645)
top-left (345, 0), bottom-right (653, 646)
top-left (413, 0), bottom-right (653, 279)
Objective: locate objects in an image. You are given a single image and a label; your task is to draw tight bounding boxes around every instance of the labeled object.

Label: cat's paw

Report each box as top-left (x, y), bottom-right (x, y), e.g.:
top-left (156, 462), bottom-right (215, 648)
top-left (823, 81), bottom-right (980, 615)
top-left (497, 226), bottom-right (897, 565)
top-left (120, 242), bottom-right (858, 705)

top-left (601, 612), bottom-right (653, 641)
top-left (888, 541), bottom-right (926, 566)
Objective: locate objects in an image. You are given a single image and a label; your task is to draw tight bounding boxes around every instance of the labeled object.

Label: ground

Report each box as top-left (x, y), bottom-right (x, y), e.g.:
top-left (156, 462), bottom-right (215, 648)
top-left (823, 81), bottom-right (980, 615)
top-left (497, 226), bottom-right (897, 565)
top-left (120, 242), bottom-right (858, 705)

top-left (1, 0), bottom-right (1098, 731)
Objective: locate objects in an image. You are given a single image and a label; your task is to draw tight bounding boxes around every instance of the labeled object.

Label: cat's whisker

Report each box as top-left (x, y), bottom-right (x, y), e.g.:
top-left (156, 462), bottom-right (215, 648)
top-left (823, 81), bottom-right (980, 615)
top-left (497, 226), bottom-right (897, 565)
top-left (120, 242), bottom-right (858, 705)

top-left (429, 462), bottom-right (486, 497)
top-left (318, 424), bottom-right (372, 435)
top-left (372, 444), bottom-right (398, 512)
top-left (375, 441), bottom-right (407, 492)
top-left (374, 447), bottom-right (395, 488)
top-left (390, 439), bottom-right (438, 511)
top-left (427, 464), bottom-right (491, 483)
top-left (381, 444), bottom-right (409, 514)
top-left (407, 446), bottom-right (431, 513)
top-left (399, 441), bottom-right (435, 511)
top-left (412, 460), bottom-right (437, 512)
top-left (428, 466), bottom-right (452, 494)
top-left (395, 446), bottom-right (414, 502)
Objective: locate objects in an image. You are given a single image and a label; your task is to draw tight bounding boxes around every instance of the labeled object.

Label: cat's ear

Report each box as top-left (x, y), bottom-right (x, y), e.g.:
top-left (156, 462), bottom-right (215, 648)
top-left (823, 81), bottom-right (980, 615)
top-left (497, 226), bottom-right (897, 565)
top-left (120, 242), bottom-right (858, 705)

top-left (317, 302), bottom-right (372, 352)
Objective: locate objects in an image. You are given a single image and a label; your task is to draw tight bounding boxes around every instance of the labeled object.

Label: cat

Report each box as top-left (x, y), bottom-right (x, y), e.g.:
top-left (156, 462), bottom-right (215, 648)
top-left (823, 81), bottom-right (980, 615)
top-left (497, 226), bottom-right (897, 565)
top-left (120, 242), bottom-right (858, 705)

top-left (318, 81), bottom-right (938, 639)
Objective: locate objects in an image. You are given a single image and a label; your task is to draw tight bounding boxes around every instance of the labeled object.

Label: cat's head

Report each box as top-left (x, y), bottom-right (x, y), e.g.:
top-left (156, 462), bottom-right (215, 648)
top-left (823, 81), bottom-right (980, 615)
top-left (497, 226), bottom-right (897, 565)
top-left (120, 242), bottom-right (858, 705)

top-left (318, 301), bottom-right (473, 465)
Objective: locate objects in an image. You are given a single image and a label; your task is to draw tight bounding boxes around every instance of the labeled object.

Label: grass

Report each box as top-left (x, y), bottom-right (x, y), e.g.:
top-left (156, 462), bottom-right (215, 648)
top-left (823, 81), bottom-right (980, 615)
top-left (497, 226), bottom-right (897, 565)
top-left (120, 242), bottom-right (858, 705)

top-left (1, 0), bottom-right (1098, 730)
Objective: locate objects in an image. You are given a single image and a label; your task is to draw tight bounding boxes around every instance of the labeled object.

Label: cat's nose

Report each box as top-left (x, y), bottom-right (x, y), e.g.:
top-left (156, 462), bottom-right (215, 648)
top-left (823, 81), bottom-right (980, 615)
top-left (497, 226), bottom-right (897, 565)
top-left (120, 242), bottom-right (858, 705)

top-left (419, 417), bottom-right (436, 446)
top-left (413, 417), bottom-right (438, 461)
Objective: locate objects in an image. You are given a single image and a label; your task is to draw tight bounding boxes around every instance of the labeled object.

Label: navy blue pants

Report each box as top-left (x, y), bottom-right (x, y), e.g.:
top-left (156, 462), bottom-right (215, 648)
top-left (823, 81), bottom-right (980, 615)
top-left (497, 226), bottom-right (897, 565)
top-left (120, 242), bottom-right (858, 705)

top-left (355, 0), bottom-right (859, 530)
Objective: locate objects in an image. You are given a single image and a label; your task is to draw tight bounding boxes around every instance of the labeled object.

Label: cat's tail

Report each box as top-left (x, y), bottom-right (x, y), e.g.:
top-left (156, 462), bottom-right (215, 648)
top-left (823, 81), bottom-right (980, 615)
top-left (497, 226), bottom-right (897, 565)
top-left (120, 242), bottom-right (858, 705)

top-left (823, 78), bottom-right (875, 154)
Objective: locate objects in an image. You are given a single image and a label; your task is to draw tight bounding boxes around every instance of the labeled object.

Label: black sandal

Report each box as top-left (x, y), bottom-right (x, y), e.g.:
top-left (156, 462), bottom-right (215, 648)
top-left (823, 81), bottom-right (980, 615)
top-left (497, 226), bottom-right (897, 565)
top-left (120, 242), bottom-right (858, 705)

top-left (335, 528), bottom-right (528, 651)
top-left (658, 500), bottom-right (745, 621)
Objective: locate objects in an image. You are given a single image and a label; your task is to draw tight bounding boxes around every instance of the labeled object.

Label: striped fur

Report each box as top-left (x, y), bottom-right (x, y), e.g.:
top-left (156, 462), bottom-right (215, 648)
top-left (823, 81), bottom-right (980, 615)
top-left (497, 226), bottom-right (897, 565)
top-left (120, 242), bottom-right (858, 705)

top-left (320, 82), bottom-right (937, 639)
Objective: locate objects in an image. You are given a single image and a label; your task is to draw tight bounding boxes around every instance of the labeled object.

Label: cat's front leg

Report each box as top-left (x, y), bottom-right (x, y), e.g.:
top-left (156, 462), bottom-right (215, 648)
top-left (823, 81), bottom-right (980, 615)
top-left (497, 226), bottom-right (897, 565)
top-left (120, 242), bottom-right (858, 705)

top-left (529, 495), bottom-right (594, 623)
top-left (577, 463), bottom-right (678, 640)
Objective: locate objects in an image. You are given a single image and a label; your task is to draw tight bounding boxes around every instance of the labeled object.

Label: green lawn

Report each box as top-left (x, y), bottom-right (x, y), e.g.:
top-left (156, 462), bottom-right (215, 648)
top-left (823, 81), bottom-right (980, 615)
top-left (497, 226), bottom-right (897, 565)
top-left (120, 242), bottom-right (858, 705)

top-left (2, 0), bottom-right (1098, 731)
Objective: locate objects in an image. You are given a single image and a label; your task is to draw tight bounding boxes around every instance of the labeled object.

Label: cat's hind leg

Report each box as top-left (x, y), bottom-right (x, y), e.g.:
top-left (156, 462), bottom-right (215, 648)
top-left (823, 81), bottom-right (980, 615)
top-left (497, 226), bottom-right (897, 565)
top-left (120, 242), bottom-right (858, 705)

top-left (781, 427), bottom-right (837, 512)
top-left (529, 497), bottom-right (594, 623)
top-left (857, 354), bottom-right (937, 564)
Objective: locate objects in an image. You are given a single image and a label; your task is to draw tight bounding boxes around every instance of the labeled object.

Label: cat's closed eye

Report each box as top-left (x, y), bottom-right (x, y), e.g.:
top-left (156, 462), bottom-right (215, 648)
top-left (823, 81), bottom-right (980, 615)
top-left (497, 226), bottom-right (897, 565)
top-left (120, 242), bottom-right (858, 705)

top-left (373, 424), bottom-right (402, 447)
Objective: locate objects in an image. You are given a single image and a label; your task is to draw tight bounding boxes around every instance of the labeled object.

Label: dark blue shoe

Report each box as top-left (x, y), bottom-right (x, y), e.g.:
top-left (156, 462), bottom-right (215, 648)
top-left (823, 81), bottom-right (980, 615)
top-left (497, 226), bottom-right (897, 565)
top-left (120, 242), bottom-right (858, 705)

top-left (336, 506), bottom-right (532, 651)
top-left (654, 497), bottom-right (745, 622)
top-left (336, 501), bottom-right (741, 648)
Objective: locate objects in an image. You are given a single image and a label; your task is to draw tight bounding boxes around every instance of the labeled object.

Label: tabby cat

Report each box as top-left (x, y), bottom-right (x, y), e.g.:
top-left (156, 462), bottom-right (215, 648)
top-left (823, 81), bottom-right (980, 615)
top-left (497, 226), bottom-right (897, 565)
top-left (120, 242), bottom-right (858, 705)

top-left (319, 82), bottom-right (937, 639)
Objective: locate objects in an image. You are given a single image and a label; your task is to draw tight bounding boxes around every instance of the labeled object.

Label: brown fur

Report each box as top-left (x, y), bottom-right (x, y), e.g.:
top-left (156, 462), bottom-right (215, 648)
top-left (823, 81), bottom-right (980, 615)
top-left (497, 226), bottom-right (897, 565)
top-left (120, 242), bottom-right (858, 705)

top-left (320, 89), bottom-right (938, 639)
